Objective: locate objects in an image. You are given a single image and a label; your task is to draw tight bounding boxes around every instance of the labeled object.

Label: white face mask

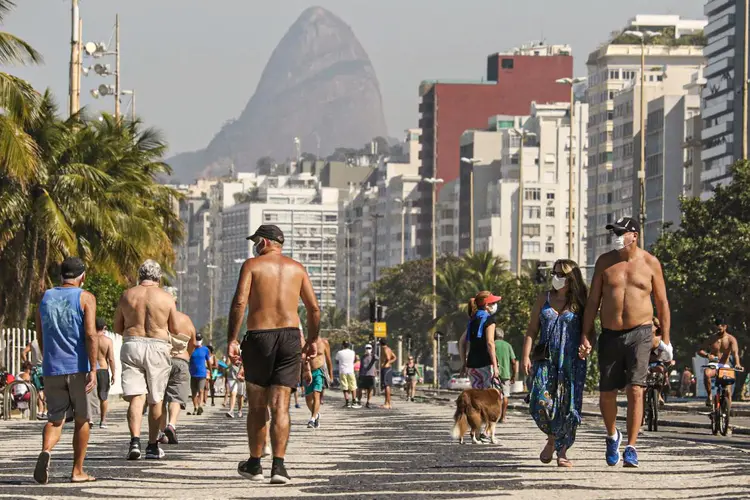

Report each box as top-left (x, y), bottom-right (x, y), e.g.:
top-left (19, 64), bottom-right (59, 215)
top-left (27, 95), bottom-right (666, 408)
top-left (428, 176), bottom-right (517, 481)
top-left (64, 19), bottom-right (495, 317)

top-left (613, 234), bottom-right (628, 251)
top-left (551, 275), bottom-right (567, 291)
top-left (487, 303), bottom-right (498, 315)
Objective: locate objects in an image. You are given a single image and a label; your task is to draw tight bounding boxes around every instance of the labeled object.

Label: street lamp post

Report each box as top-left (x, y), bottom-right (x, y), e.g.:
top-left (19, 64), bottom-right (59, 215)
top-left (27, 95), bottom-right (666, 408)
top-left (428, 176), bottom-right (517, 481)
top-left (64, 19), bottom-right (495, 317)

top-left (206, 264), bottom-right (218, 342)
top-left (393, 198), bottom-right (407, 265)
top-left (423, 177), bottom-right (444, 388)
top-left (556, 77), bottom-right (586, 260)
top-left (120, 89), bottom-right (135, 122)
top-left (176, 270), bottom-right (186, 312)
top-left (345, 220), bottom-right (352, 326)
top-left (624, 29), bottom-right (661, 248)
top-left (460, 157), bottom-right (483, 255)
top-left (512, 129), bottom-right (536, 277)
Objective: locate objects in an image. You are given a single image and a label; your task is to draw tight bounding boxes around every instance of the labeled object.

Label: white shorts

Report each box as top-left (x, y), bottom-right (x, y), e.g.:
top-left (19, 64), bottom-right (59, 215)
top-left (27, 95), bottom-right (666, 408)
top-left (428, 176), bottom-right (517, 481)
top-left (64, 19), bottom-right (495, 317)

top-left (229, 379), bottom-right (246, 397)
top-left (121, 337), bottom-right (171, 405)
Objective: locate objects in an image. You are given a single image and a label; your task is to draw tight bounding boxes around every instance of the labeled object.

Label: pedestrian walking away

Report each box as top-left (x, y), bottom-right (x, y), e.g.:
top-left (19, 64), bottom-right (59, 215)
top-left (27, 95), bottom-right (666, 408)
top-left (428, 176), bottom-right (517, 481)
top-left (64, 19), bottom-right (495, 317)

top-left (303, 335), bottom-right (331, 427)
top-left (335, 341), bottom-right (357, 408)
top-left (459, 291), bottom-right (502, 390)
top-left (580, 217), bottom-right (672, 468)
top-left (225, 339), bottom-right (248, 418)
top-left (357, 344), bottom-right (379, 408)
top-left (114, 259), bottom-right (177, 461)
top-left (23, 338), bottom-right (47, 418)
top-left (189, 334), bottom-right (211, 415)
top-left (94, 318), bottom-right (116, 429)
top-left (402, 356), bottom-right (420, 402)
top-left (227, 224), bottom-right (320, 484)
top-left (158, 286), bottom-right (197, 445)
top-left (493, 328), bottom-right (517, 423)
top-left (523, 259), bottom-right (588, 467)
top-left (379, 339), bottom-right (397, 409)
top-left (33, 257), bottom-right (99, 484)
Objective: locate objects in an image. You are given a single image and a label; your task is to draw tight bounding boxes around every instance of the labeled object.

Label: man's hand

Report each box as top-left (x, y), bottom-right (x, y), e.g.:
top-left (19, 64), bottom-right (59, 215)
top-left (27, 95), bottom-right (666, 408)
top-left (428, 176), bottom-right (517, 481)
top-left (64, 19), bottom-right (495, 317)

top-left (510, 377), bottom-right (516, 385)
top-left (522, 357), bottom-right (532, 376)
top-left (85, 370), bottom-right (97, 394)
top-left (578, 338), bottom-right (592, 360)
top-left (302, 338), bottom-right (318, 359)
top-left (111, 374), bottom-right (116, 385)
top-left (659, 341), bottom-right (674, 362)
top-left (303, 367), bottom-right (313, 385)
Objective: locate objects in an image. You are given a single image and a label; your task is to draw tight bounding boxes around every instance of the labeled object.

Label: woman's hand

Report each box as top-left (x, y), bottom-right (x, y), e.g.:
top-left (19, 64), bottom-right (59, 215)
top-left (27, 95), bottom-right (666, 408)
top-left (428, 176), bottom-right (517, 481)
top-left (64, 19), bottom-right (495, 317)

top-left (522, 357), bottom-right (532, 376)
top-left (578, 337), bottom-right (592, 360)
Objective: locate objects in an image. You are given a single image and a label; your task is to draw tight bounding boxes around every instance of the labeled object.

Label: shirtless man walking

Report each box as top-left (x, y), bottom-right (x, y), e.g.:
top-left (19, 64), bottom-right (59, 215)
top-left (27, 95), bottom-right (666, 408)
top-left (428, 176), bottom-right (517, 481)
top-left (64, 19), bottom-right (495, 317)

top-left (580, 217), bottom-right (672, 468)
top-left (159, 287), bottom-right (196, 445)
top-left (303, 335), bottom-right (332, 428)
top-left (228, 224), bottom-right (319, 484)
top-left (379, 339), bottom-right (397, 409)
top-left (95, 318), bottom-right (115, 428)
top-left (114, 260), bottom-right (177, 460)
top-left (697, 319), bottom-right (743, 406)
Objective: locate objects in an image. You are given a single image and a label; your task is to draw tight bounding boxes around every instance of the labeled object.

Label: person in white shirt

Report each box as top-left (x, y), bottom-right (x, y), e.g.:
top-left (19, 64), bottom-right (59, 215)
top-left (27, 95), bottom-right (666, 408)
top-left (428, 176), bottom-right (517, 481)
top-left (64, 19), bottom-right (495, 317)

top-left (335, 342), bottom-right (357, 408)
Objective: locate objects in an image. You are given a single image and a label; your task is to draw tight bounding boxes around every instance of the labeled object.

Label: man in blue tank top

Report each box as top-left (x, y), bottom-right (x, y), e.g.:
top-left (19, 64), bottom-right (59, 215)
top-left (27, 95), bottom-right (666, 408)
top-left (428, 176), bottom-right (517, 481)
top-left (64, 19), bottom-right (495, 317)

top-left (33, 257), bottom-right (99, 485)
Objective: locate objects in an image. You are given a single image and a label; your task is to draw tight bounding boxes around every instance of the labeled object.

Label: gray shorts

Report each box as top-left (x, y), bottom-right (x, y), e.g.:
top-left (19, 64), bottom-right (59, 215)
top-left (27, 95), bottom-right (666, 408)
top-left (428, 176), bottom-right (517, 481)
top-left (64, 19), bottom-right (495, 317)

top-left (121, 337), bottom-right (172, 405)
top-left (190, 377), bottom-right (207, 396)
top-left (45, 373), bottom-right (98, 423)
top-left (165, 358), bottom-right (191, 409)
top-left (498, 379), bottom-right (512, 397)
top-left (598, 324), bottom-right (652, 391)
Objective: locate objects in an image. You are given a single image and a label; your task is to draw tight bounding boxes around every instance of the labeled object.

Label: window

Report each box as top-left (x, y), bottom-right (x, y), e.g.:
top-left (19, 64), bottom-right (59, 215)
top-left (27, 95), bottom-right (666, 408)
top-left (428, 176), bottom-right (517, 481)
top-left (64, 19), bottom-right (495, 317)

top-left (501, 58), bottom-right (514, 69)
top-left (522, 224), bottom-right (541, 237)
top-left (523, 206), bottom-right (541, 219)
top-left (324, 214), bottom-right (337, 222)
top-left (522, 241), bottom-right (541, 253)
top-left (546, 192), bottom-right (555, 200)
top-left (524, 188), bottom-right (541, 201)
top-left (546, 207), bottom-right (555, 217)
top-left (546, 225), bottom-right (556, 236)
top-left (546, 242), bottom-right (555, 253)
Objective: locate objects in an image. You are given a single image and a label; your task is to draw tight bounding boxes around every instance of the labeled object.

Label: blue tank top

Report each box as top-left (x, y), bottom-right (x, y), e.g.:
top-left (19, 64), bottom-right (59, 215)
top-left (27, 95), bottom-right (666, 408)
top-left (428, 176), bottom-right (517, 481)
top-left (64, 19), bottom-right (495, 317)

top-left (39, 287), bottom-right (89, 376)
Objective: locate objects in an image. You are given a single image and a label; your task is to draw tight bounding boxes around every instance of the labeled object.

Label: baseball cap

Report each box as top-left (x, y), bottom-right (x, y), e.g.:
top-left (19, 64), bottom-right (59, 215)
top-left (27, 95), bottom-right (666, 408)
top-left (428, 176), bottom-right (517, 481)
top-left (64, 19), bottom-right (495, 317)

top-left (61, 257), bottom-right (86, 279)
top-left (478, 294), bottom-right (502, 306)
top-left (364, 344), bottom-right (373, 350)
top-left (247, 224), bottom-right (285, 245)
top-left (606, 216), bottom-right (640, 234)
top-left (195, 333), bottom-right (203, 342)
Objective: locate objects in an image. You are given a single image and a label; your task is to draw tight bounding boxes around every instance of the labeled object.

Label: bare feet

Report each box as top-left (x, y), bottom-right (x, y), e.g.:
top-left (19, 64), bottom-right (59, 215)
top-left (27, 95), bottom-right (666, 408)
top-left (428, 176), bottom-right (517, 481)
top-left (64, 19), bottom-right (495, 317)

top-left (71, 472), bottom-right (96, 483)
top-left (557, 447), bottom-right (573, 467)
top-left (539, 438), bottom-right (555, 464)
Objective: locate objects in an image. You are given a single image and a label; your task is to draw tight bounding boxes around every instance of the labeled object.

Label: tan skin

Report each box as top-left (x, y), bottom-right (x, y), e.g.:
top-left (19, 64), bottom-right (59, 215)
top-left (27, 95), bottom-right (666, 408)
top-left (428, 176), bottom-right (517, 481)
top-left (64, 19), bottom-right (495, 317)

top-left (402, 358), bottom-right (421, 400)
top-left (22, 341), bottom-right (45, 414)
top-left (379, 344), bottom-right (398, 409)
top-left (580, 230), bottom-right (671, 449)
top-left (160, 306), bottom-right (197, 431)
top-left (458, 305), bottom-right (499, 378)
top-left (36, 274), bottom-right (99, 483)
top-left (96, 330), bottom-right (115, 425)
top-left (227, 239), bottom-right (320, 460)
top-left (114, 279), bottom-right (178, 445)
top-left (304, 338), bottom-right (332, 420)
top-left (522, 262), bottom-right (579, 465)
top-left (697, 325), bottom-right (743, 405)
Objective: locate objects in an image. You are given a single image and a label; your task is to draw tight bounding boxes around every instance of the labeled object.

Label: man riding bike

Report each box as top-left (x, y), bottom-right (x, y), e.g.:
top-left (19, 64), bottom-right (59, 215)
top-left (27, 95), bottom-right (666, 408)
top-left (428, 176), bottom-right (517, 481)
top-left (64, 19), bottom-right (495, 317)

top-left (697, 318), bottom-right (743, 407)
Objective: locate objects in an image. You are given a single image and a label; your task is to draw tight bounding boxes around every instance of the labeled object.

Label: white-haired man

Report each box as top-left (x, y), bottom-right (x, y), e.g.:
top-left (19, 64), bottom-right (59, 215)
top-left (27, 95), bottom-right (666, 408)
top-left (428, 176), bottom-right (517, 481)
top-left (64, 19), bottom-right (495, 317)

top-left (114, 260), bottom-right (177, 460)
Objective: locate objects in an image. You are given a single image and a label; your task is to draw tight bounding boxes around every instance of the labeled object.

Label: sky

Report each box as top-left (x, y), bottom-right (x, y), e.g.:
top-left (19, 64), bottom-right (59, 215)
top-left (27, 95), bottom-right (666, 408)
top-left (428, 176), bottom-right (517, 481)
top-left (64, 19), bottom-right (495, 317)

top-left (6, 1), bottom-right (705, 156)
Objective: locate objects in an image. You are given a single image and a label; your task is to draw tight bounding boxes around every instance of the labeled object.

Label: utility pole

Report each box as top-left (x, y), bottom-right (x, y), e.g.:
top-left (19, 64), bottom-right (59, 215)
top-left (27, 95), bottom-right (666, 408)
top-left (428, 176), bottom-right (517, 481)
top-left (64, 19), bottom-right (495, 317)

top-left (744, 0), bottom-right (749, 159)
top-left (516, 133), bottom-right (525, 277)
top-left (639, 37), bottom-right (646, 248)
top-left (423, 177), bottom-right (443, 388)
top-left (568, 84), bottom-right (575, 259)
top-left (115, 14), bottom-right (121, 121)
top-left (345, 222), bottom-right (351, 326)
top-left (69, 0), bottom-right (80, 117)
top-left (400, 204), bottom-right (406, 265)
top-left (76, 18), bottom-right (82, 112)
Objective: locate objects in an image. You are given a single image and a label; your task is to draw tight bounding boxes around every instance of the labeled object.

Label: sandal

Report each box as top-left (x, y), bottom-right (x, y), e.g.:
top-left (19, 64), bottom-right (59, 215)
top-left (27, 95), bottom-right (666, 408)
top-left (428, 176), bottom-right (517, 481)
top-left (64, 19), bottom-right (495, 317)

top-left (557, 457), bottom-right (573, 468)
top-left (539, 441), bottom-right (554, 464)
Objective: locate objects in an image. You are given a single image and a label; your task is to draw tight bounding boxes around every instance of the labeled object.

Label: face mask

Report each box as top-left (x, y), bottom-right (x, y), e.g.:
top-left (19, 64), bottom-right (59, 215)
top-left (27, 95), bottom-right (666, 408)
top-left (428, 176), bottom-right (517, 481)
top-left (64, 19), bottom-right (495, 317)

top-left (253, 239), bottom-right (266, 257)
top-left (487, 303), bottom-right (498, 315)
top-left (613, 234), bottom-right (628, 251)
top-left (551, 275), bottom-right (567, 290)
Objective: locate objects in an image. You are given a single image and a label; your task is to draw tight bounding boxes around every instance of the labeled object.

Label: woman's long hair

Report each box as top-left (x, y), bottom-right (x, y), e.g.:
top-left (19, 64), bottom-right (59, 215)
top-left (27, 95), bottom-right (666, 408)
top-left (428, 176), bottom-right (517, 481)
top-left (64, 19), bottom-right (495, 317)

top-left (554, 259), bottom-right (588, 314)
top-left (468, 290), bottom-right (492, 317)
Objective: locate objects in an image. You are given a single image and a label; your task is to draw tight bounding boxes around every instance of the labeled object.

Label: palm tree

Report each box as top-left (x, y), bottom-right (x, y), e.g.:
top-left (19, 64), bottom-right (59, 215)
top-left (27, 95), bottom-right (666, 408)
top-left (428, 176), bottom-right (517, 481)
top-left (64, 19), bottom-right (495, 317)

top-left (462, 251), bottom-right (514, 291)
top-left (432, 259), bottom-right (472, 337)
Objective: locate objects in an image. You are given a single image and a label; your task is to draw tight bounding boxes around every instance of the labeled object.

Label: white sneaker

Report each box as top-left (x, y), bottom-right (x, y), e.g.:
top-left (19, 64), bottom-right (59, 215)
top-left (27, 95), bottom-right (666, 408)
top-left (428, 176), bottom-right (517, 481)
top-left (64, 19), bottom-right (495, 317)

top-left (225, 412), bottom-right (235, 419)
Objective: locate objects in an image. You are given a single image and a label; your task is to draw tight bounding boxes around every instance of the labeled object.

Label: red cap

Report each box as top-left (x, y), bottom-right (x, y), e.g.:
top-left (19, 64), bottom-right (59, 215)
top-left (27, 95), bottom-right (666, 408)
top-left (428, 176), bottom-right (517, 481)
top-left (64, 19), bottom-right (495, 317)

top-left (479, 294), bottom-right (502, 306)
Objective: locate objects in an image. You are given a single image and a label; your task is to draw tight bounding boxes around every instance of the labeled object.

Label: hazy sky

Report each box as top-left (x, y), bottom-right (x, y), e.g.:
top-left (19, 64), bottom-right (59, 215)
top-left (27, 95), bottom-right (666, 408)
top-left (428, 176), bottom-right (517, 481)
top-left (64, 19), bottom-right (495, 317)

top-left (7, 1), bottom-right (704, 155)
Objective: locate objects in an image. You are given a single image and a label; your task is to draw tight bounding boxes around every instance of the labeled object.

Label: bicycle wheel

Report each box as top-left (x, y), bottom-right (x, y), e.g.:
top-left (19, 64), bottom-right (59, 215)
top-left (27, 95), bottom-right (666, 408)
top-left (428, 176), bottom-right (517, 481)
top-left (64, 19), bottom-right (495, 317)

top-left (652, 390), bottom-right (659, 432)
top-left (719, 394), bottom-right (730, 436)
top-left (711, 394), bottom-right (720, 435)
top-left (646, 389), bottom-right (654, 432)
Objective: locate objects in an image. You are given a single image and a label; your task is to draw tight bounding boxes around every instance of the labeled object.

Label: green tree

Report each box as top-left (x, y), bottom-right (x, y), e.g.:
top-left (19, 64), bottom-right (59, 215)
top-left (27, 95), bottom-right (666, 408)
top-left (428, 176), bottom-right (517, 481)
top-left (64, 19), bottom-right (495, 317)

top-left (83, 273), bottom-right (126, 328)
top-left (651, 160), bottom-right (750, 361)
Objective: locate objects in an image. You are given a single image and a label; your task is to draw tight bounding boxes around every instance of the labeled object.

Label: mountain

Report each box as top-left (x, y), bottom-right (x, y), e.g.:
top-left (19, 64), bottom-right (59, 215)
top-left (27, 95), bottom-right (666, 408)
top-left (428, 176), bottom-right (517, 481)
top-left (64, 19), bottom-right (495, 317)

top-left (167, 6), bottom-right (388, 182)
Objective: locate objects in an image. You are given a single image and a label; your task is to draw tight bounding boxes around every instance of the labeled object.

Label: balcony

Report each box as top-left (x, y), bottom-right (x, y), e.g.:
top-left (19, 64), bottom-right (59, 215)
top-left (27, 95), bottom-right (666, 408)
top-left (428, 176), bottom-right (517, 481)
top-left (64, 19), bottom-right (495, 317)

top-left (704, 0), bottom-right (733, 17)
top-left (704, 35), bottom-right (734, 57)
top-left (705, 13), bottom-right (735, 39)
top-left (702, 78), bottom-right (732, 100)
top-left (703, 98), bottom-right (733, 119)
top-left (701, 120), bottom-right (733, 141)
top-left (704, 56), bottom-right (733, 78)
top-left (701, 141), bottom-right (733, 161)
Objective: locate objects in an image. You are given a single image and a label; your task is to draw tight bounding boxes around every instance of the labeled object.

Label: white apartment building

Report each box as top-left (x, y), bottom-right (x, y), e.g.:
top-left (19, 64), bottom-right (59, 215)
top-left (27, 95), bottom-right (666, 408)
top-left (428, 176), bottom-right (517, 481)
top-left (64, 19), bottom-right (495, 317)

top-left (644, 84), bottom-right (702, 247)
top-left (586, 15), bottom-right (705, 261)
top-left (469, 101), bottom-right (589, 272)
top-left (338, 130), bottom-right (423, 315)
top-left (701, 0), bottom-right (742, 196)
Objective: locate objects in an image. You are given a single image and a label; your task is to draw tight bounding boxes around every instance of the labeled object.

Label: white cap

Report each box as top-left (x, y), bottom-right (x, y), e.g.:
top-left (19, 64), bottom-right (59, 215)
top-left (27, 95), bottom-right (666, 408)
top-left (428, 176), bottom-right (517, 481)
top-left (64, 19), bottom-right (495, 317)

top-left (364, 344), bottom-right (373, 350)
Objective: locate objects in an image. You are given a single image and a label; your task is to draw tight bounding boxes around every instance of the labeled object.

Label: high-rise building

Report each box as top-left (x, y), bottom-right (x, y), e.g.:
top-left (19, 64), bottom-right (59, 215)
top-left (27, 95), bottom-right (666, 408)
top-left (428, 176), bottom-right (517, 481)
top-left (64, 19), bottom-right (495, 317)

top-left (701, 0), bottom-right (747, 196)
top-left (586, 15), bottom-right (705, 261)
top-left (415, 43), bottom-right (573, 258)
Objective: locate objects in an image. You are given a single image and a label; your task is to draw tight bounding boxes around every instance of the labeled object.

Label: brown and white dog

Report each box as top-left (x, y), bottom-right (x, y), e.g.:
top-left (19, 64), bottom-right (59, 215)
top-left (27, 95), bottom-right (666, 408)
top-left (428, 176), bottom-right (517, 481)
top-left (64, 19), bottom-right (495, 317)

top-left (451, 388), bottom-right (503, 444)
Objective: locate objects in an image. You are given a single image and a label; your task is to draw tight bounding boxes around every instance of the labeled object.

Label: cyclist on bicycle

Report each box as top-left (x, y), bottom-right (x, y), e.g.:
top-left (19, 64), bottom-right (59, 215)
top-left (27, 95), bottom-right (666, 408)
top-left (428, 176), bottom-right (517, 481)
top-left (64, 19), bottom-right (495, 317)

top-left (648, 318), bottom-right (671, 404)
top-left (697, 318), bottom-right (743, 406)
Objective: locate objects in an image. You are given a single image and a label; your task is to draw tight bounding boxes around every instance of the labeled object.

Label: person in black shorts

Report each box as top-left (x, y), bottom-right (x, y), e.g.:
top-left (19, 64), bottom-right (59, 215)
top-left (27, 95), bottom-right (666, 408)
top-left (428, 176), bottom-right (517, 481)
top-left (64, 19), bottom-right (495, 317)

top-left (227, 224), bottom-right (319, 484)
top-left (357, 344), bottom-right (378, 408)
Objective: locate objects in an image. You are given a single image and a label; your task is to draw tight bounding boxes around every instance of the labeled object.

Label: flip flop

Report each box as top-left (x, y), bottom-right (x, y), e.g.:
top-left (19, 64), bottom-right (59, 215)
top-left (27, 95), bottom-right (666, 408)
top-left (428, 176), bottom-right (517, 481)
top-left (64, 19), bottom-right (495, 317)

top-left (557, 457), bottom-right (573, 468)
top-left (539, 444), bottom-right (554, 464)
top-left (71, 474), bottom-right (96, 483)
top-left (33, 451), bottom-right (50, 485)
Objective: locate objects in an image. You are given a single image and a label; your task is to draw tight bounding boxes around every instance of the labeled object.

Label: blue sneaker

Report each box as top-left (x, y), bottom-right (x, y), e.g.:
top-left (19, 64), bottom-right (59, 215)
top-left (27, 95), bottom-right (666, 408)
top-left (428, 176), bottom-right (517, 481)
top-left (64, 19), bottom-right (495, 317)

top-left (605, 430), bottom-right (622, 466)
top-left (623, 445), bottom-right (639, 468)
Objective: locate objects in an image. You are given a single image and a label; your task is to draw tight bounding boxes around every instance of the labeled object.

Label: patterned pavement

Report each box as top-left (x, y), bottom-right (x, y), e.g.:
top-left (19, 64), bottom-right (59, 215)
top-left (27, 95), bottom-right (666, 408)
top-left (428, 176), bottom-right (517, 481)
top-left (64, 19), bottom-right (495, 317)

top-left (0, 391), bottom-right (748, 499)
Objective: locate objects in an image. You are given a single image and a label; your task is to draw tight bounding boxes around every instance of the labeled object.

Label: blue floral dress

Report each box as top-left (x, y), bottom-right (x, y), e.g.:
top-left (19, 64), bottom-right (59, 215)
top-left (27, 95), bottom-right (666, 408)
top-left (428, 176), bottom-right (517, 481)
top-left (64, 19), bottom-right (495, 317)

top-left (529, 294), bottom-right (587, 452)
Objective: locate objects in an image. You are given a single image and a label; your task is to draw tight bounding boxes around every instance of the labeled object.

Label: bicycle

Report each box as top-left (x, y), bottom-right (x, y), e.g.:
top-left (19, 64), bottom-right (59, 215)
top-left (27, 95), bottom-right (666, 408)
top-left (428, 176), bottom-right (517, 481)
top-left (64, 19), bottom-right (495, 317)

top-left (644, 362), bottom-right (668, 432)
top-left (702, 364), bottom-right (745, 436)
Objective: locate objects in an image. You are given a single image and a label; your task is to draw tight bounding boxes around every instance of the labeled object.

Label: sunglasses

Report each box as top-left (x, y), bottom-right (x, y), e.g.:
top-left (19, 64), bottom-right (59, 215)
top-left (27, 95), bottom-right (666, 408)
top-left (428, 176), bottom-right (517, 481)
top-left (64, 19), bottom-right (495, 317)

top-left (551, 271), bottom-right (566, 278)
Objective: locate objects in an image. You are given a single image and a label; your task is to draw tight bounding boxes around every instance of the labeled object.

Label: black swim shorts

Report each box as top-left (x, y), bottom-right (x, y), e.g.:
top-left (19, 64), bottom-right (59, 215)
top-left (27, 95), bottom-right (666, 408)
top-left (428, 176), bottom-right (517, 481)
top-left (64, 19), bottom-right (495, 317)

top-left (241, 328), bottom-right (301, 389)
top-left (598, 324), bottom-right (652, 391)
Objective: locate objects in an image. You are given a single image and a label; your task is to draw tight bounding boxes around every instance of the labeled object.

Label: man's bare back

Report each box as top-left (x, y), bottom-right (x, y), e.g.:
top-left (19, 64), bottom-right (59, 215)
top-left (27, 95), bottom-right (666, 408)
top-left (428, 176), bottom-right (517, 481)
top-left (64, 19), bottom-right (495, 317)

top-left (598, 248), bottom-right (658, 330)
top-left (97, 335), bottom-right (113, 370)
top-left (114, 284), bottom-right (176, 341)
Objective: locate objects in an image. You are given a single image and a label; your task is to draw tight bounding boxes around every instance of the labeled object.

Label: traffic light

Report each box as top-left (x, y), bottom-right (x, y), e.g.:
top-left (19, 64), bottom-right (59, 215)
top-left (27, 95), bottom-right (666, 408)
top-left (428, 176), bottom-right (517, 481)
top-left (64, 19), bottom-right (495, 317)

top-left (376, 304), bottom-right (387, 322)
top-left (369, 298), bottom-right (378, 323)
